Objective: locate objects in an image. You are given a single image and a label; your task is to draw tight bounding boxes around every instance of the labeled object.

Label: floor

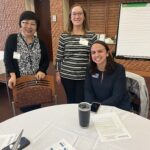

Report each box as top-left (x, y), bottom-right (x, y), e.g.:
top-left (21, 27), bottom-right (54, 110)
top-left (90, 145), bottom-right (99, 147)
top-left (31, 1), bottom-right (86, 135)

top-left (0, 63), bottom-right (150, 122)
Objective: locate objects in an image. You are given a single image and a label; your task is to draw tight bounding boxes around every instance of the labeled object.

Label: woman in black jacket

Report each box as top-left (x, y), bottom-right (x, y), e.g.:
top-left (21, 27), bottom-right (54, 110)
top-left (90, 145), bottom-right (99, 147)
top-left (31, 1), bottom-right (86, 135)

top-left (84, 40), bottom-right (131, 111)
top-left (4, 11), bottom-right (49, 111)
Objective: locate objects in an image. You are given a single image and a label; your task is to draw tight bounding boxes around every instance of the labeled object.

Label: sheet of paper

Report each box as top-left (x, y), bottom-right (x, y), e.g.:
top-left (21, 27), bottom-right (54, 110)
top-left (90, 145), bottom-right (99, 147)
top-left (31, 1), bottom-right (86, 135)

top-left (45, 139), bottom-right (76, 150)
top-left (29, 126), bottom-right (78, 150)
top-left (0, 134), bottom-right (16, 149)
top-left (92, 112), bottom-right (131, 142)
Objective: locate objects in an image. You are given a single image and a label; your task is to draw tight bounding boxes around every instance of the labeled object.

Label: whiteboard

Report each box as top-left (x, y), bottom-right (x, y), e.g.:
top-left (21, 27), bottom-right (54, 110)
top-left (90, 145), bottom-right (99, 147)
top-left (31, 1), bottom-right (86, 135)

top-left (116, 3), bottom-right (150, 59)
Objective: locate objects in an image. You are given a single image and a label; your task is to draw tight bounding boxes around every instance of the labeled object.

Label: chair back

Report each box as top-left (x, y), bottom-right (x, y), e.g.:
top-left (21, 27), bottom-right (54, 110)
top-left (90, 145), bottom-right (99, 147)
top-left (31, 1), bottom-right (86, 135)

top-left (126, 71), bottom-right (149, 118)
top-left (12, 75), bottom-right (56, 114)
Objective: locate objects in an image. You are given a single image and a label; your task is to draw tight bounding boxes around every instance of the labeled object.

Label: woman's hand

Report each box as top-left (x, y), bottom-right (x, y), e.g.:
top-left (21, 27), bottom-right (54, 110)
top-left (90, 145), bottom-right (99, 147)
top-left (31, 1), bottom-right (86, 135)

top-left (8, 73), bottom-right (16, 89)
top-left (35, 71), bottom-right (46, 80)
top-left (56, 72), bottom-right (61, 85)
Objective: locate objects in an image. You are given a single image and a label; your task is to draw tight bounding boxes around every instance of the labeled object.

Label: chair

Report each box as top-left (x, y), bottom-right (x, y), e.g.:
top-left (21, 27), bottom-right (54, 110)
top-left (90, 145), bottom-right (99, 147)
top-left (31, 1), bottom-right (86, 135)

top-left (126, 71), bottom-right (149, 118)
top-left (12, 75), bottom-right (57, 116)
top-left (0, 58), bottom-right (12, 106)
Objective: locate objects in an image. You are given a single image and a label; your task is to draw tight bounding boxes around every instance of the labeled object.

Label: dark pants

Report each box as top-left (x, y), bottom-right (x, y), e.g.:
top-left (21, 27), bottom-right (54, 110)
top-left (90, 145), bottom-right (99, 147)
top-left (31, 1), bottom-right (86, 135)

top-left (61, 78), bottom-right (84, 103)
top-left (20, 104), bottom-right (41, 112)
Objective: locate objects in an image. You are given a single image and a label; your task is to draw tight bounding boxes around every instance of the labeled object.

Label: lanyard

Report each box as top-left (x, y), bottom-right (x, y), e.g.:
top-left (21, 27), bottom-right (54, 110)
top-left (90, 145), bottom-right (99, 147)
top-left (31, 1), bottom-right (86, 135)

top-left (20, 33), bottom-right (36, 74)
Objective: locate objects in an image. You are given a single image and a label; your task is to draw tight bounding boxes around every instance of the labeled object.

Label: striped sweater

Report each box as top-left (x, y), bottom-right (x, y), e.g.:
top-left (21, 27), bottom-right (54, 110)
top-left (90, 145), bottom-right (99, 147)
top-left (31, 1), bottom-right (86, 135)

top-left (56, 32), bottom-right (97, 80)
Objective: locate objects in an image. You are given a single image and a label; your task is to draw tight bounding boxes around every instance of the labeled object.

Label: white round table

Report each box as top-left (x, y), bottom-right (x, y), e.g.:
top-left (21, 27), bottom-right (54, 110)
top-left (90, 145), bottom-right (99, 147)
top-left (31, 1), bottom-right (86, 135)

top-left (0, 104), bottom-right (150, 150)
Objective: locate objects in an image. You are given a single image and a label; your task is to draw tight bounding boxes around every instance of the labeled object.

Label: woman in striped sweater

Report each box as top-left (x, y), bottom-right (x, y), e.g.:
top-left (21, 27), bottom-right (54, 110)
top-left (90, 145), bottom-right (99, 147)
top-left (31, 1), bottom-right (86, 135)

top-left (56, 4), bottom-right (97, 103)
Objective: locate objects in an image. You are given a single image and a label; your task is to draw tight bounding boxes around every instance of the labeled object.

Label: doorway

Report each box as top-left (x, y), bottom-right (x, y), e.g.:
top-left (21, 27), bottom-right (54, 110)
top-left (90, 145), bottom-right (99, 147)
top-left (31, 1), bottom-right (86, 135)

top-left (34, 0), bottom-right (53, 61)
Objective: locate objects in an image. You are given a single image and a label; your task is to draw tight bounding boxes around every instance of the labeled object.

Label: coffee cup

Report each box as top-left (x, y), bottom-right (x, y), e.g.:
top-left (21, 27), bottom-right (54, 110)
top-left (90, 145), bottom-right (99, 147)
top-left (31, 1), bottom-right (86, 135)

top-left (78, 102), bottom-right (91, 127)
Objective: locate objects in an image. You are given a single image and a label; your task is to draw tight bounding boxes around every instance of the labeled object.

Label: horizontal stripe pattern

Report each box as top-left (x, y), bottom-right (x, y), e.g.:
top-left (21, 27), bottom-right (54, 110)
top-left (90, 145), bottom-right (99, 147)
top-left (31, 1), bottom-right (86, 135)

top-left (56, 32), bottom-right (97, 80)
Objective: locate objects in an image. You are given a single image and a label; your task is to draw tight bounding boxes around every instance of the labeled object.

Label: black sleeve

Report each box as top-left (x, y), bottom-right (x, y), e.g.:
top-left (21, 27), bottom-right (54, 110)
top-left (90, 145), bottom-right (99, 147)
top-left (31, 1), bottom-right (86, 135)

top-left (84, 69), bottom-right (96, 103)
top-left (38, 40), bottom-right (50, 74)
top-left (101, 65), bottom-right (127, 106)
top-left (4, 34), bottom-right (18, 74)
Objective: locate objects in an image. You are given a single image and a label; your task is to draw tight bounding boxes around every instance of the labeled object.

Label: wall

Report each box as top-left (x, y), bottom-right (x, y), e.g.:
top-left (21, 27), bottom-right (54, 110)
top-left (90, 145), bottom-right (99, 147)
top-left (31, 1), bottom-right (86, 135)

top-left (25, 0), bottom-right (35, 11)
top-left (0, 0), bottom-right (64, 63)
top-left (2, 0), bottom-right (150, 62)
top-left (0, 0), bottom-right (25, 51)
top-left (50, 0), bottom-right (64, 63)
top-left (70, 0), bottom-right (150, 39)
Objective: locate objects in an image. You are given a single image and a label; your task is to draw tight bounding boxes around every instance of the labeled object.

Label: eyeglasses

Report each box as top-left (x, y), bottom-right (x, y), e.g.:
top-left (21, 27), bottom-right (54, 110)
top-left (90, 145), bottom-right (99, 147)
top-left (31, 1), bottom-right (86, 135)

top-left (21, 21), bottom-right (36, 27)
top-left (71, 12), bottom-right (83, 16)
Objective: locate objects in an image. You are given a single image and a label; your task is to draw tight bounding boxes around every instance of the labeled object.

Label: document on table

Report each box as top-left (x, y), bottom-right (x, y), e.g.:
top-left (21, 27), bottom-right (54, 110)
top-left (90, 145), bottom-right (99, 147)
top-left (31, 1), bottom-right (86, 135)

top-left (45, 139), bottom-right (76, 150)
top-left (0, 134), bottom-right (16, 149)
top-left (92, 112), bottom-right (131, 142)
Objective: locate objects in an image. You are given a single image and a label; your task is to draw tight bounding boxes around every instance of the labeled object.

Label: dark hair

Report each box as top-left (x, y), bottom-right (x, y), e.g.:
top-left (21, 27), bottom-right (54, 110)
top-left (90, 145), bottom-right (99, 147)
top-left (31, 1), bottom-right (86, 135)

top-left (65, 4), bottom-right (89, 34)
top-left (89, 40), bottom-right (117, 74)
top-left (19, 11), bottom-right (40, 31)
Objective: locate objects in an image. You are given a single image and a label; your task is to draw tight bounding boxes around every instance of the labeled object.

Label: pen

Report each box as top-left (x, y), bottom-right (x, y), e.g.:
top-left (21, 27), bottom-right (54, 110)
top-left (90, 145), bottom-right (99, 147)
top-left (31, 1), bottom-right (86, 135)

top-left (59, 142), bottom-right (64, 147)
top-left (59, 142), bottom-right (68, 150)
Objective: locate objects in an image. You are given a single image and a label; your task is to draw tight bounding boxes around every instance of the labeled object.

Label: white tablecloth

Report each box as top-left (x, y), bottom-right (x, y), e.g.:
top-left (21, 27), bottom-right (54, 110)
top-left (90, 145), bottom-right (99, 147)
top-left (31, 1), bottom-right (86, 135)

top-left (0, 104), bottom-right (150, 150)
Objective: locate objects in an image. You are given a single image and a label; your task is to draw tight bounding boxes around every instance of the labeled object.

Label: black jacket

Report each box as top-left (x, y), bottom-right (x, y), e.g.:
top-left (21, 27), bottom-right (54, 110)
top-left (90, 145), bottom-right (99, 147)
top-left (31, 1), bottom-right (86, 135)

top-left (4, 33), bottom-right (50, 77)
top-left (84, 64), bottom-right (131, 111)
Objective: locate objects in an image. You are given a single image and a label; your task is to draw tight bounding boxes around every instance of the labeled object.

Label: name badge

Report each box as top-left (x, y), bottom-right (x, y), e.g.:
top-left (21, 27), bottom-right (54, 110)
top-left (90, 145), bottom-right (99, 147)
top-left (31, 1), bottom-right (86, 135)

top-left (79, 38), bottom-right (88, 46)
top-left (92, 73), bottom-right (99, 78)
top-left (13, 52), bottom-right (20, 59)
